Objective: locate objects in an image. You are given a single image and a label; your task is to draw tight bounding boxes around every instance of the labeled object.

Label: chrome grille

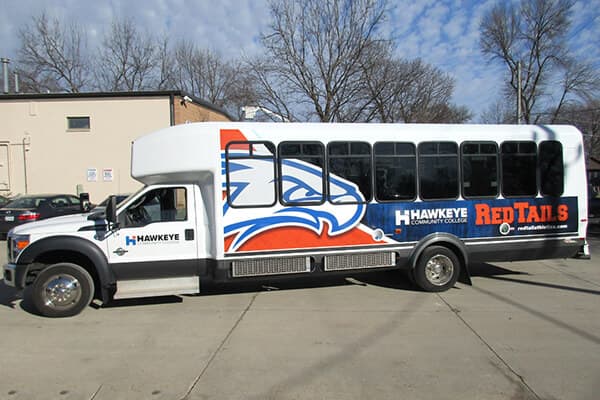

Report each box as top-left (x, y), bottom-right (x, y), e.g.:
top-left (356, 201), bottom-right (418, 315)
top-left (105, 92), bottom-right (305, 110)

top-left (232, 256), bottom-right (311, 277)
top-left (324, 252), bottom-right (395, 271)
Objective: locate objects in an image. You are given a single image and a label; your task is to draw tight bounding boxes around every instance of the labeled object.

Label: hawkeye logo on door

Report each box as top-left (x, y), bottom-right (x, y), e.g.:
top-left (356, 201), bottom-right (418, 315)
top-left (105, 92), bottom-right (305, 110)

top-left (125, 233), bottom-right (180, 246)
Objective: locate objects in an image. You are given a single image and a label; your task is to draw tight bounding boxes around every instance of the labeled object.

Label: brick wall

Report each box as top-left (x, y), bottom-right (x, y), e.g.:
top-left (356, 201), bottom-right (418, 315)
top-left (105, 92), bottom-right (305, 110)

top-left (173, 96), bottom-right (231, 124)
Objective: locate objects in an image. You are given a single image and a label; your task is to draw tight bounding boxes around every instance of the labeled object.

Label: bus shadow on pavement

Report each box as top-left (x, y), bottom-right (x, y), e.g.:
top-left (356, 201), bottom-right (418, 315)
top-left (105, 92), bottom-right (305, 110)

top-left (199, 270), bottom-right (418, 296)
top-left (472, 262), bottom-right (600, 296)
top-left (101, 271), bottom-right (418, 310)
top-left (99, 295), bottom-right (183, 309)
top-left (468, 262), bottom-right (530, 277)
top-left (0, 281), bottom-right (21, 310)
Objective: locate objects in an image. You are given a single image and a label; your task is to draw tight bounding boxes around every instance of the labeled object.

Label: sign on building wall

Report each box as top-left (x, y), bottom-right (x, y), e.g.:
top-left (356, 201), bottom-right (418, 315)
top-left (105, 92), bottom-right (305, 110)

top-left (103, 168), bottom-right (114, 182)
top-left (87, 168), bottom-right (98, 182)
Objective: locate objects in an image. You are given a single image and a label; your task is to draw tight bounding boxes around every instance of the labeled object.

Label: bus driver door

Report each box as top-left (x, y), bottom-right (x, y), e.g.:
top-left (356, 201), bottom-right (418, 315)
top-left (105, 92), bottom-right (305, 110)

top-left (105, 185), bottom-right (200, 298)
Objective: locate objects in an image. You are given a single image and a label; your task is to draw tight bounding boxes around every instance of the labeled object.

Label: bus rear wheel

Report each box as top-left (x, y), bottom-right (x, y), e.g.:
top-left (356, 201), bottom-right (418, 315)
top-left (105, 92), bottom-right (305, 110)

top-left (413, 246), bottom-right (460, 292)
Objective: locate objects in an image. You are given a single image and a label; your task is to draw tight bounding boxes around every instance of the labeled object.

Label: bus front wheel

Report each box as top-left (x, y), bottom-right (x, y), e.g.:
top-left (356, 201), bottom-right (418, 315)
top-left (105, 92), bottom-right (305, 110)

top-left (413, 246), bottom-right (460, 292)
top-left (29, 263), bottom-right (95, 317)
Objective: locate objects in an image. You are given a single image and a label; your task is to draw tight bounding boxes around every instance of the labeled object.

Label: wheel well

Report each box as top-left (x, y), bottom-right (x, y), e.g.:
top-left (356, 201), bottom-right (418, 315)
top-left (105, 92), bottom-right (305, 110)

top-left (28, 251), bottom-right (101, 299)
top-left (429, 242), bottom-right (465, 269)
top-left (419, 241), bottom-right (471, 285)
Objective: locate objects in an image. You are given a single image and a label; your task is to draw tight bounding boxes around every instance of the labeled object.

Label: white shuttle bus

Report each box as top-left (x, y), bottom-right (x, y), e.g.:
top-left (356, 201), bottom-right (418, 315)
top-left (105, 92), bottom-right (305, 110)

top-left (2, 123), bottom-right (590, 317)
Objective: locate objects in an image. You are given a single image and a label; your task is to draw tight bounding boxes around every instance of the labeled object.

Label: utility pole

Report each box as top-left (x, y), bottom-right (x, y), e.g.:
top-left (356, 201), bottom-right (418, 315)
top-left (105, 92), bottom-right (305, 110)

top-left (517, 61), bottom-right (522, 124)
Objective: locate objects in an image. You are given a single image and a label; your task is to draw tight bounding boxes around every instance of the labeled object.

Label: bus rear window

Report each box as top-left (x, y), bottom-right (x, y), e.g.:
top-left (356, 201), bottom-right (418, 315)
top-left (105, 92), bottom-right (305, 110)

top-left (539, 141), bottom-right (564, 196)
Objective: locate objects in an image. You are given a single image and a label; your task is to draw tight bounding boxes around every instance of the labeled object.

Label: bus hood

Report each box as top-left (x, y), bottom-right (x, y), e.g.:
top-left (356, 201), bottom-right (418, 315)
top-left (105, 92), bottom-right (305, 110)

top-left (9, 213), bottom-right (106, 236)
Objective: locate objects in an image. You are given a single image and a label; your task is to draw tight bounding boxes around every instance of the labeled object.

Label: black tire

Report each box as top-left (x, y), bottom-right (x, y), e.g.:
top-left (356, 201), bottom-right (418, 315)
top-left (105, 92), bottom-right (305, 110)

top-left (29, 263), bottom-right (95, 317)
top-left (413, 246), bottom-right (460, 292)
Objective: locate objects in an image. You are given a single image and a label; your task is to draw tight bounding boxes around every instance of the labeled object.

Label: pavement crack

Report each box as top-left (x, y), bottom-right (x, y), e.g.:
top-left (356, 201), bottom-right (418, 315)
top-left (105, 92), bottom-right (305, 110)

top-left (88, 384), bottom-right (103, 400)
top-left (180, 292), bottom-right (259, 400)
top-left (436, 293), bottom-right (543, 400)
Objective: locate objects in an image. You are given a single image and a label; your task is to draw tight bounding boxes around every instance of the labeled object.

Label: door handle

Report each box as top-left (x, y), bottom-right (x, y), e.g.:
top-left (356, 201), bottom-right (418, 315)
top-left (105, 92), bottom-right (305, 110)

top-left (185, 229), bottom-right (194, 241)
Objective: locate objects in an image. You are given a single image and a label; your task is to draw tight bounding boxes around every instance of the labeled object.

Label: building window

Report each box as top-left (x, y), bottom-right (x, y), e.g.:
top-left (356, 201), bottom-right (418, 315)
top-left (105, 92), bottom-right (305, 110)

top-left (67, 116), bottom-right (90, 131)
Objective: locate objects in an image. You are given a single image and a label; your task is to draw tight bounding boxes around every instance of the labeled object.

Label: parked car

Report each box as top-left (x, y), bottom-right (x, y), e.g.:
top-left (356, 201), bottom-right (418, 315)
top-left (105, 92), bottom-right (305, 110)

top-left (589, 196), bottom-right (600, 226)
top-left (95, 194), bottom-right (131, 209)
top-left (0, 195), bottom-right (10, 208)
top-left (89, 194), bottom-right (131, 216)
top-left (0, 194), bottom-right (83, 239)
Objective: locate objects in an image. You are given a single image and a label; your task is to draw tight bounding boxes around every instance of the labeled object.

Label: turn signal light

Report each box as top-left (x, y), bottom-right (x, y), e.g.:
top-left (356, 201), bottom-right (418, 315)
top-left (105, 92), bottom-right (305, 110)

top-left (15, 239), bottom-right (30, 250)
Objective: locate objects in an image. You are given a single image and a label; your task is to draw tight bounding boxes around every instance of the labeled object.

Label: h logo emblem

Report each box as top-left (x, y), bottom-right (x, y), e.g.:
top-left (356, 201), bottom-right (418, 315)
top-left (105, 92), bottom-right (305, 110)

top-left (125, 236), bottom-right (137, 246)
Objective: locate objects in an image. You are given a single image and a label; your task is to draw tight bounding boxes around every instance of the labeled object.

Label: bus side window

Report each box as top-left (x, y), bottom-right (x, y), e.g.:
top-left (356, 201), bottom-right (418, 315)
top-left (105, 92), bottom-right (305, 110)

top-left (226, 141), bottom-right (277, 208)
top-left (278, 141), bottom-right (325, 205)
top-left (328, 141), bottom-right (372, 203)
top-left (501, 141), bottom-right (537, 197)
top-left (539, 141), bottom-right (564, 197)
top-left (418, 141), bottom-right (459, 200)
top-left (461, 142), bottom-right (498, 198)
top-left (374, 142), bottom-right (416, 201)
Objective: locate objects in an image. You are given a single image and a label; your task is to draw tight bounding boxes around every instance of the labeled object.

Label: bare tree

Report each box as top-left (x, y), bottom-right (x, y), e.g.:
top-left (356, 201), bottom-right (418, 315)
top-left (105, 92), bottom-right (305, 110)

top-left (256, 0), bottom-right (389, 122)
top-left (361, 57), bottom-right (471, 123)
top-left (550, 59), bottom-right (600, 122)
top-left (479, 0), bottom-right (584, 123)
top-left (17, 13), bottom-right (90, 93)
top-left (154, 36), bottom-right (176, 91)
top-left (544, 99), bottom-right (599, 161)
top-left (243, 56), bottom-right (297, 121)
top-left (168, 40), bottom-right (253, 115)
top-left (95, 18), bottom-right (157, 91)
top-left (479, 98), bottom-right (514, 124)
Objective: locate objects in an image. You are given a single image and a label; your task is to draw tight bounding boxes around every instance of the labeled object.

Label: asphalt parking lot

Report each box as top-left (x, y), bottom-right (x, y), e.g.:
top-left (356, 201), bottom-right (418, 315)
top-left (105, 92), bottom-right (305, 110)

top-left (1, 234), bottom-right (599, 400)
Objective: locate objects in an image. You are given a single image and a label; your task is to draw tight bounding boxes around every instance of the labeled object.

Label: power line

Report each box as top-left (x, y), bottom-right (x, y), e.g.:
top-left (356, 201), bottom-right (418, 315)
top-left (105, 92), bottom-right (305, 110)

top-left (531, 107), bottom-right (600, 116)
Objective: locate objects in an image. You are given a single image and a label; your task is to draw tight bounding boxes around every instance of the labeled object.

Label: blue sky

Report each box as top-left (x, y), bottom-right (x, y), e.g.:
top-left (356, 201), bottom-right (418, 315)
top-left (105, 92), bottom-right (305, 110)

top-left (1, 0), bottom-right (599, 120)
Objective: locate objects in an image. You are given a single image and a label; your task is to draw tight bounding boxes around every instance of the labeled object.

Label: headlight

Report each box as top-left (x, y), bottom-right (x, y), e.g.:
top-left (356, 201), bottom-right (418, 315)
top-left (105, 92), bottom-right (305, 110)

top-left (8, 234), bottom-right (30, 262)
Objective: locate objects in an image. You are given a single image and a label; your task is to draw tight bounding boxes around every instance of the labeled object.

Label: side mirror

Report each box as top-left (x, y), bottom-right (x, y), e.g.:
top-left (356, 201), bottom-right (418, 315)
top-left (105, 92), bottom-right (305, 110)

top-left (105, 195), bottom-right (118, 228)
top-left (79, 192), bottom-right (91, 212)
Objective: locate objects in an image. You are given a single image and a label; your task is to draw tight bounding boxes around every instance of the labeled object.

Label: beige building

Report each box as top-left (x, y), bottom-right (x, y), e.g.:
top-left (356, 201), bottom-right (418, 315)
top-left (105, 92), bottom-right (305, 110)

top-left (0, 91), bottom-right (232, 203)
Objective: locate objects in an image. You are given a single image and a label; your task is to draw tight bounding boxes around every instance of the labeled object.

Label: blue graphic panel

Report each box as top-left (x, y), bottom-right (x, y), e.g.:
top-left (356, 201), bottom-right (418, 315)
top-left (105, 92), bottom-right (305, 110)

top-left (364, 197), bottom-right (578, 242)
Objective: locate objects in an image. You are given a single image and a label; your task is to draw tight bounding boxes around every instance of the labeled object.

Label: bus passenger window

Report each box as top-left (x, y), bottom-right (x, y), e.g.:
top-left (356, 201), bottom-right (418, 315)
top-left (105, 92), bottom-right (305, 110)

top-left (539, 141), bottom-right (564, 196)
top-left (501, 141), bottom-right (537, 197)
top-left (374, 142), bottom-right (416, 201)
top-left (226, 141), bottom-right (277, 208)
top-left (328, 141), bottom-right (372, 203)
top-left (418, 142), bottom-right (459, 200)
top-left (279, 142), bottom-right (325, 205)
top-left (461, 142), bottom-right (498, 198)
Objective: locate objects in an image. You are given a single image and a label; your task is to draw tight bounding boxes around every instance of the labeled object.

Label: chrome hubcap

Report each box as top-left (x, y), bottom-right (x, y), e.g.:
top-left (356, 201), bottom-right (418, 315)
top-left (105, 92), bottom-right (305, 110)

top-left (42, 274), bottom-right (82, 309)
top-left (425, 255), bottom-right (454, 286)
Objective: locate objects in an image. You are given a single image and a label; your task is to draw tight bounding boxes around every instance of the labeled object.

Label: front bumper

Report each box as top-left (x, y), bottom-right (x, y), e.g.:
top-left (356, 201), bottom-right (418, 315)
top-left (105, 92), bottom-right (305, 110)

top-left (3, 263), bottom-right (27, 289)
top-left (3, 263), bottom-right (17, 287)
